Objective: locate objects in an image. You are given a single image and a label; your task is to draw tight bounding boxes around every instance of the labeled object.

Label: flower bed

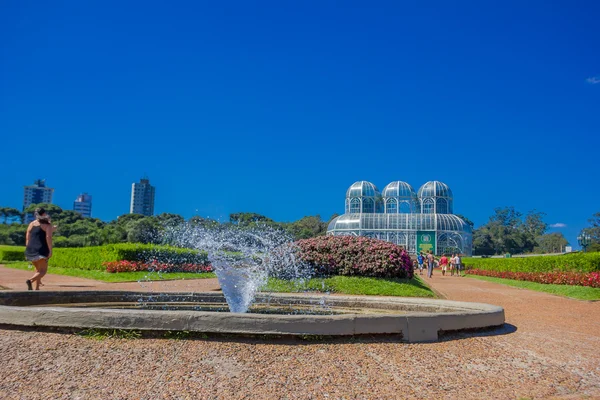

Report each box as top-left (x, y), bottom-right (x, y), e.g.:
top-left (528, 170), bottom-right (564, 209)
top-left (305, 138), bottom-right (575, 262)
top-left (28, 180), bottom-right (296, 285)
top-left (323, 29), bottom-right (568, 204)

top-left (295, 236), bottom-right (413, 279)
top-left (466, 269), bottom-right (600, 288)
top-left (103, 260), bottom-right (213, 274)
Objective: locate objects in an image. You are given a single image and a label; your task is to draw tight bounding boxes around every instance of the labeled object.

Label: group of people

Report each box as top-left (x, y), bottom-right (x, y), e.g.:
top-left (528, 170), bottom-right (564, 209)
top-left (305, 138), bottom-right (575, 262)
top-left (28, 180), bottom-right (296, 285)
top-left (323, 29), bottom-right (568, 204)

top-left (416, 251), bottom-right (462, 278)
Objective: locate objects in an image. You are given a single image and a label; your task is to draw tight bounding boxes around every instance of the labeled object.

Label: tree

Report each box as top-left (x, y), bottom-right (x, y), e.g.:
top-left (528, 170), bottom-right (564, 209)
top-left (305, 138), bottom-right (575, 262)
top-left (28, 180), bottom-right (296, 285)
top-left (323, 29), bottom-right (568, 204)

top-left (188, 216), bottom-right (220, 229)
top-left (582, 212), bottom-right (600, 243)
top-left (126, 218), bottom-right (161, 244)
top-left (24, 203), bottom-right (64, 218)
top-left (454, 214), bottom-right (475, 230)
top-left (156, 213), bottom-right (185, 227)
top-left (229, 213), bottom-right (274, 226)
top-left (472, 206), bottom-right (546, 255)
top-left (287, 215), bottom-right (328, 239)
top-left (535, 232), bottom-right (569, 254)
top-left (0, 207), bottom-right (22, 224)
top-left (53, 210), bottom-right (84, 225)
top-left (524, 210), bottom-right (547, 238)
top-left (472, 228), bottom-right (494, 255)
top-left (115, 213), bottom-right (146, 226)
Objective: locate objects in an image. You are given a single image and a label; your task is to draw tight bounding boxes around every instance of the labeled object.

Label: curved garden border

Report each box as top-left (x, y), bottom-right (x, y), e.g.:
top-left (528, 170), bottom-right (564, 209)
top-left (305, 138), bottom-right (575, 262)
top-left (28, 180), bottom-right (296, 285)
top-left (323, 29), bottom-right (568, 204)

top-left (0, 291), bottom-right (504, 343)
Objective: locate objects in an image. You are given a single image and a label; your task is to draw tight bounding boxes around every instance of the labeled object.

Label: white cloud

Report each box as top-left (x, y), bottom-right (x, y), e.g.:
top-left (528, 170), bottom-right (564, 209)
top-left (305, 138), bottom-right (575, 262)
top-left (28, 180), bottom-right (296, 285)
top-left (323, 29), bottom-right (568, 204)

top-left (549, 223), bottom-right (567, 228)
top-left (586, 76), bottom-right (600, 84)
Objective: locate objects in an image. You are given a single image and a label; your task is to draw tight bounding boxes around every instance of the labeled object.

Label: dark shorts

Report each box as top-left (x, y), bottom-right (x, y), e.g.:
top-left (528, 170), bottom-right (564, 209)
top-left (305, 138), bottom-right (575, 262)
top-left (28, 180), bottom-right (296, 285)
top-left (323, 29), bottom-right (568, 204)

top-left (26, 255), bottom-right (47, 262)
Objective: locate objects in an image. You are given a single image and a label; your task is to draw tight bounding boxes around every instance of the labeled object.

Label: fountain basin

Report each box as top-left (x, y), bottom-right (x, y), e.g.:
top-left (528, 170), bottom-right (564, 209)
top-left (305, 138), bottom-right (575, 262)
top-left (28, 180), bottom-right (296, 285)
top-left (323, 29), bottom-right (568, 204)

top-left (0, 291), bottom-right (504, 342)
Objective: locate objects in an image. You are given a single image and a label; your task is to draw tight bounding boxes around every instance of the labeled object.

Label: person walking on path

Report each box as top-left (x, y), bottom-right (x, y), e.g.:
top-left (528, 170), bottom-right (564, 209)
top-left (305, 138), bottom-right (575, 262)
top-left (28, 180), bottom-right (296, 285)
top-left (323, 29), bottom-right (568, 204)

top-left (454, 254), bottom-right (462, 276)
top-left (417, 253), bottom-right (425, 275)
top-left (426, 251), bottom-right (435, 278)
top-left (450, 253), bottom-right (456, 276)
top-left (439, 254), bottom-right (449, 276)
top-left (24, 207), bottom-right (53, 290)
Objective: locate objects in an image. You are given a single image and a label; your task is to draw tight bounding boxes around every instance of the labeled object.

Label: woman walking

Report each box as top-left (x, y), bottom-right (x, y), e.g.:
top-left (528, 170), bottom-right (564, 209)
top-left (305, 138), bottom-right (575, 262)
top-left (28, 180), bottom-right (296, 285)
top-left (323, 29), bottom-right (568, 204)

top-left (24, 208), bottom-right (53, 290)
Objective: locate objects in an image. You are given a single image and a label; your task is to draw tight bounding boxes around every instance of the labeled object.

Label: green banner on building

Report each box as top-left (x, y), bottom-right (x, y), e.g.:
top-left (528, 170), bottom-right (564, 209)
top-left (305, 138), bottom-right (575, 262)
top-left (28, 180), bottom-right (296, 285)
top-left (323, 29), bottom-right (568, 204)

top-left (417, 231), bottom-right (436, 254)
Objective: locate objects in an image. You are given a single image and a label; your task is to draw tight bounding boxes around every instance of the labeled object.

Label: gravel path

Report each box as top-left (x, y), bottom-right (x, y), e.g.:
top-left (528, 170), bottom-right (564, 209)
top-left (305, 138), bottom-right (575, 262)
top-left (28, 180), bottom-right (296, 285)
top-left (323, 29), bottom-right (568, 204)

top-left (1, 268), bottom-right (599, 399)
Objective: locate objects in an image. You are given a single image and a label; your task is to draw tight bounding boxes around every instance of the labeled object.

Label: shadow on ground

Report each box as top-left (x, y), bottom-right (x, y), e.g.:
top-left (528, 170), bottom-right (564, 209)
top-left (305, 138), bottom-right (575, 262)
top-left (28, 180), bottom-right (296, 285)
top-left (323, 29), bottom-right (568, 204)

top-left (439, 323), bottom-right (517, 342)
top-left (0, 323), bottom-right (517, 345)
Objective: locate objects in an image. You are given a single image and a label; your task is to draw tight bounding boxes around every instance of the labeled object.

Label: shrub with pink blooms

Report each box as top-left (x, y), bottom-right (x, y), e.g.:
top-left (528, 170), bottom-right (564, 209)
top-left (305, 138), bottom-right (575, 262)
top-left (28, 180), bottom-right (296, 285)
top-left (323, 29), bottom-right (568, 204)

top-left (295, 236), bottom-right (413, 279)
top-left (466, 269), bottom-right (600, 288)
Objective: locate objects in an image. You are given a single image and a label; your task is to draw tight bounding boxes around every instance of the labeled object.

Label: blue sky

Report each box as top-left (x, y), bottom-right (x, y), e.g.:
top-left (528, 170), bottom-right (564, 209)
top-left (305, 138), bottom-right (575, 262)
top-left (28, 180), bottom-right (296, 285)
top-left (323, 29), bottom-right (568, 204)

top-left (1, 1), bottom-right (598, 247)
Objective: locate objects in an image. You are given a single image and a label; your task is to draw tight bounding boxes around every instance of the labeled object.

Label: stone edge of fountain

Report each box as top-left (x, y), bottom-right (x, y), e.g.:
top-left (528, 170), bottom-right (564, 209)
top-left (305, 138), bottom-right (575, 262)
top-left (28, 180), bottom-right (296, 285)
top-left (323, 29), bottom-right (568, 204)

top-left (0, 291), bottom-right (505, 343)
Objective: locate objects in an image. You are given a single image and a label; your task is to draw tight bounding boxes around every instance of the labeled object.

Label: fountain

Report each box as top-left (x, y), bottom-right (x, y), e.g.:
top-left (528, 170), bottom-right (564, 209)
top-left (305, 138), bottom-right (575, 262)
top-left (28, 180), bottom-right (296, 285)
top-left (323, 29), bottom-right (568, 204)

top-left (0, 223), bottom-right (505, 342)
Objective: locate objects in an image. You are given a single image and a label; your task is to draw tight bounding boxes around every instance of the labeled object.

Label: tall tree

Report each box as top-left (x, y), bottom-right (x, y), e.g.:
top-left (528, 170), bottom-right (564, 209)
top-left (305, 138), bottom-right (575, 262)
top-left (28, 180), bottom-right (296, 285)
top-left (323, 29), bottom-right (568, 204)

top-left (582, 212), bottom-right (600, 242)
top-left (524, 210), bottom-right (547, 237)
top-left (535, 232), bottom-right (569, 254)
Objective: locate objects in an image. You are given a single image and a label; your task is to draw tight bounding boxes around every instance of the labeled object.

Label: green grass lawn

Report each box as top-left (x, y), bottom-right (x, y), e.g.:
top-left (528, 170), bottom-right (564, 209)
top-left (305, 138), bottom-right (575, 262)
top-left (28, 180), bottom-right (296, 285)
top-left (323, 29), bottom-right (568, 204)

top-left (263, 275), bottom-right (435, 298)
top-left (465, 274), bottom-right (600, 301)
top-left (1, 261), bottom-right (215, 282)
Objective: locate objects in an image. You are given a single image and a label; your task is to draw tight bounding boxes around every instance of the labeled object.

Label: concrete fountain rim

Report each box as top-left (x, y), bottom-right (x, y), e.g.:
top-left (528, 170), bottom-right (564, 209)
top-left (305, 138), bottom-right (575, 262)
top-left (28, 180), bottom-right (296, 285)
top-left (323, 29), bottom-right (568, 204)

top-left (0, 291), bottom-right (505, 342)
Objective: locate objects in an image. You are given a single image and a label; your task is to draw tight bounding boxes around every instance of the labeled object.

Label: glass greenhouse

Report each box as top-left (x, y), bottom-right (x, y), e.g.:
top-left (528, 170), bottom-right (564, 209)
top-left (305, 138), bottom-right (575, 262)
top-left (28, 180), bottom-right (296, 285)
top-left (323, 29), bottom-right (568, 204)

top-left (328, 180), bottom-right (472, 256)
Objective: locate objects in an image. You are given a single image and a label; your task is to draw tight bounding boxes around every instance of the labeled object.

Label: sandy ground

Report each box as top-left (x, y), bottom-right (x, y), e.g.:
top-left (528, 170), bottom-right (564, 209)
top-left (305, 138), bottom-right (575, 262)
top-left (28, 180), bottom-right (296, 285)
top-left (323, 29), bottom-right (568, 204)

top-left (1, 265), bottom-right (599, 399)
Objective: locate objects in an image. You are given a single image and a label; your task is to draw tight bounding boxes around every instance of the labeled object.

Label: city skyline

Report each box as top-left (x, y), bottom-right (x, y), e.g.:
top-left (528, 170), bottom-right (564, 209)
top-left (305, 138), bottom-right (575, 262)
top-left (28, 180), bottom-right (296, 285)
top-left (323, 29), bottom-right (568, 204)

top-left (1, 2), bottom-right (598, 248)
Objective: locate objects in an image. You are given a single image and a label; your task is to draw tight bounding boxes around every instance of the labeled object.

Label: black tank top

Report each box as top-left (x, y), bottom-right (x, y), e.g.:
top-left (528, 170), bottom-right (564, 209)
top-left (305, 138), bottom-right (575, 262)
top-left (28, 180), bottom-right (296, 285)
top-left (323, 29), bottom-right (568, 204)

top-left (25, 225), bottom-right (50, 258)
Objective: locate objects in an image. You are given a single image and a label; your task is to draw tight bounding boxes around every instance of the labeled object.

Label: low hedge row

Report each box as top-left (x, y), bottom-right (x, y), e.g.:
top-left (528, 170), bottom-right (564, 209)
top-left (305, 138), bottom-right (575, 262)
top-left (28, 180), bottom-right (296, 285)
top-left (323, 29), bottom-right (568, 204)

top-left (0, 245), bottom-right (25, 262)
top-left (467, 269), bottom-right (600, 288)
top-left (0, 244), bottom-right (208, 271)
top-left (295, 236), bottom-right (414, 279)
top-left (463, 252), bottom-right (600, 274)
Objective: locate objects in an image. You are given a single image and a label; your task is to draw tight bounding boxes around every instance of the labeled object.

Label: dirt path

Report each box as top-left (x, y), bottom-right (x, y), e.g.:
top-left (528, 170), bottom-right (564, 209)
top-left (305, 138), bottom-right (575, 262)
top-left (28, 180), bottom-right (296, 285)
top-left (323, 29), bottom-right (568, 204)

top-left (0, 265), bottom-right (220, 292)
top-left (1, 267), bottom-right (599, 399)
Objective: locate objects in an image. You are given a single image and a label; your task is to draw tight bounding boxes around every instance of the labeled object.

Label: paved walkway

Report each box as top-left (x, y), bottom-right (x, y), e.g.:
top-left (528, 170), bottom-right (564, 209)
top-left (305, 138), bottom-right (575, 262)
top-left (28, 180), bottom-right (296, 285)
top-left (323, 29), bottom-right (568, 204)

top-left (0, 265), bottom-right (221, 292)
top-left (1, 266), bottom-right (599, 399)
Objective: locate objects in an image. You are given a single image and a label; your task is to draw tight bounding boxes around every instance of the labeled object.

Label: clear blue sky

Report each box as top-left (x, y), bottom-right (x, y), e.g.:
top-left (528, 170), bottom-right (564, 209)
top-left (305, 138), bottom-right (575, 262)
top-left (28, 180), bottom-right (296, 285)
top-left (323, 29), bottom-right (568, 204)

top-left (1, 1), bottom-right (598, 247)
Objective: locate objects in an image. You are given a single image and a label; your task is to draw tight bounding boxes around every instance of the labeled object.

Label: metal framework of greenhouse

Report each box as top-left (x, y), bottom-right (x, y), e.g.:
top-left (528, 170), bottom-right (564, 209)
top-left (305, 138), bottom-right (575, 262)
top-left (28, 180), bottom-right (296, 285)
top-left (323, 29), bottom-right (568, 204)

top-left (327, 181), bottom-right (473, 256)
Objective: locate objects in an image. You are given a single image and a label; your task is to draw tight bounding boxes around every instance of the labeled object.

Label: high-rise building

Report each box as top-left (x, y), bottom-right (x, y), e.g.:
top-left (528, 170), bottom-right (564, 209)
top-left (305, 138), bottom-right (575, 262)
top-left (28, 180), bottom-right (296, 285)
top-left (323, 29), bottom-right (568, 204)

top-left (73, 193), bottom-right (93, 218)
top-left (23, 179), bottom-right (54, 223)
top-left (130, 177), bottom-right (155, 216)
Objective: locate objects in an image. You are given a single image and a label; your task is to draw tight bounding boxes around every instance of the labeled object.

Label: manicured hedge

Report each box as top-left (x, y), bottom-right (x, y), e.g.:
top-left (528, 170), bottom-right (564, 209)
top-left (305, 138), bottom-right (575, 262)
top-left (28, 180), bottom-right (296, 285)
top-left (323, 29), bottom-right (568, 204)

top-left (0, 245), bottom-right (25, 262)
top-left (295, 236), bottom-right (413, 279)
top-left (467, 269), bottom-right (600, 288)
top-left (49, 244), bottom-right (209, 271)
top-left (463, 252), bottom-right (600, 274)
top-left (0, 244), bottom-right (208, 271)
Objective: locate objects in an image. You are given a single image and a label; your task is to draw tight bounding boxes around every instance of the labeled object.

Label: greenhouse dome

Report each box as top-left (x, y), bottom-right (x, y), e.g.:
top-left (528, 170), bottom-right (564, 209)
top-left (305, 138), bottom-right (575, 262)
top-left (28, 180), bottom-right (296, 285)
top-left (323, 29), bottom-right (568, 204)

top-left (329, 180), bottom-right (472, 255)
top-left (418, 181), bottom-right (454, 214)
top-left (345, 181), bottom-right (383, 214)
top-left (382, 181), bottom-right (419, 214)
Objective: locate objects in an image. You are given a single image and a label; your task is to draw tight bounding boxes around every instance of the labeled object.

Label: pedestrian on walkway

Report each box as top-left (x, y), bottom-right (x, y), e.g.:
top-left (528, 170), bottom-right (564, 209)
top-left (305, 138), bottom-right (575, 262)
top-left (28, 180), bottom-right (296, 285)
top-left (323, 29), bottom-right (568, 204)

top-left (439, 254), bottom-right (448, 276)
top-left (455, 254), bottom-right (462, 276)
top-left (24, 208), bottom-right (53, 290)
top-left (427, 251), bottom-right (435, 278)
top-left (417, 252), bottom-right (424, 275)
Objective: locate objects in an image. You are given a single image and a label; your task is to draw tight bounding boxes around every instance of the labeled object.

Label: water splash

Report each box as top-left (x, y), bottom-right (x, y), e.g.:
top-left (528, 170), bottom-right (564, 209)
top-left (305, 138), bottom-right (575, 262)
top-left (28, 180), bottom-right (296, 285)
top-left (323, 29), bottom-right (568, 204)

top-left (163, 222), bottom-right (313, 313)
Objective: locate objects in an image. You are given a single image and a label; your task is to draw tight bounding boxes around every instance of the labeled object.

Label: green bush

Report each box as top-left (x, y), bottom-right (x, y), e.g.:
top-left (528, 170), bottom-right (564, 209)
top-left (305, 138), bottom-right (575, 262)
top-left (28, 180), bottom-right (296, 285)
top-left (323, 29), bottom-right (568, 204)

top-left (463, 252), bottom-right (600, 273)
top-left (48, 244), bottom-right (208, 271)
top-left (1, 244), bottom-right (208, 270)
top-left (0, 245), bottom-right (25, 262)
